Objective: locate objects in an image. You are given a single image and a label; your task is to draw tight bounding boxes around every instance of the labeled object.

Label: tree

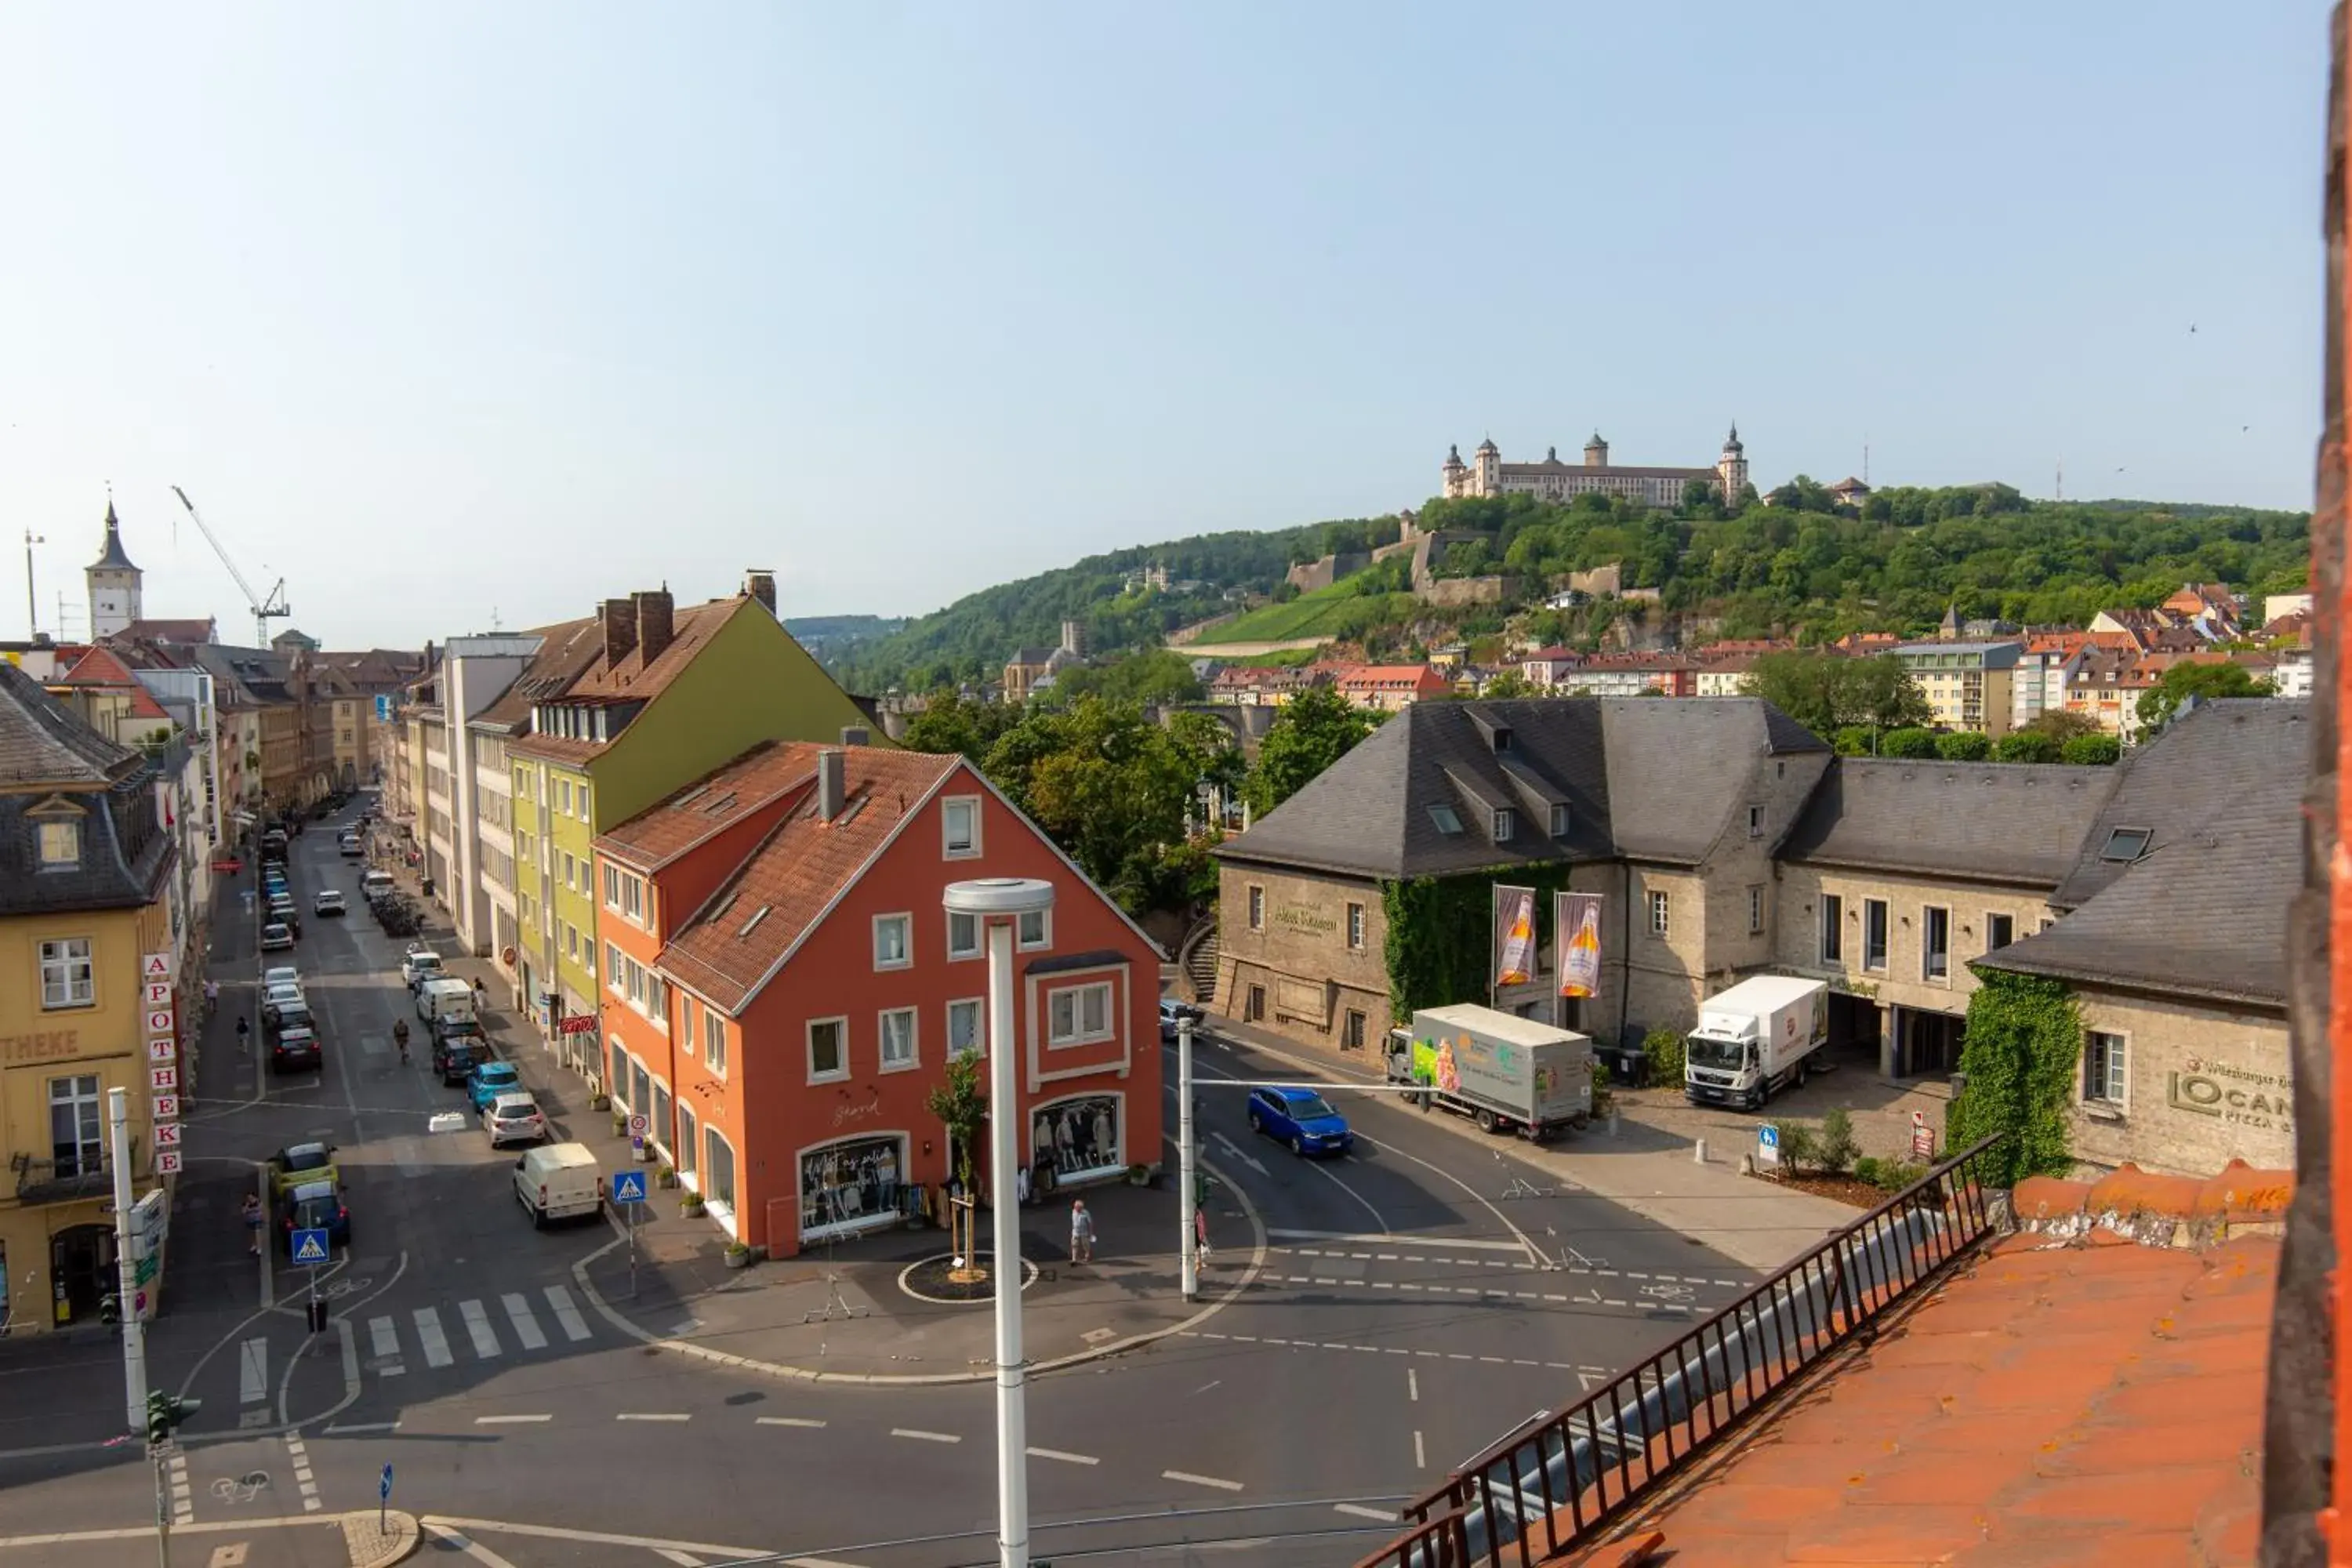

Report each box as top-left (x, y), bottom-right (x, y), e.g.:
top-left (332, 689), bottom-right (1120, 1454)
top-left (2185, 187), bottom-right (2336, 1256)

top-left (2135, 661), bottom-right (2276, 732)
top-left (1051, 650), bottom-right (1203, 707)
top-left (1480, 669), bottom-right (1533, 699)
top-left (2060, 732), bottom-right (2122, 766)
top-left (1993, 730), bottom-right (2060, 764)
top-left (982, 697), bottom-right (1204, 912)
top-left (924, 1052), bottom-right (989, 1279)
top-left (1880, 727), bottom-right (1938, 759)
top-left (1934, 731), bottom-right (1991, 761)
top-left (1246, 686), bottom-right (1375, 818)
top-left (2022, 708), bottom-right (2102, 744)
top-left (1744, 652), bottom-right (1929, 737)
top-left (902, 692), bottom-right (1022, 764)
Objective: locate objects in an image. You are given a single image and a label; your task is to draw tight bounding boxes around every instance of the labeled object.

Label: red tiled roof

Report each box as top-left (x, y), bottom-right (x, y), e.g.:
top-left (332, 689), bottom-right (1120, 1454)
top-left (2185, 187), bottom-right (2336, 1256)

top-left (116, 618), bottom-right (216, 644)
top-left (56, 646), bottom-right (172, 719)
top-left (656, 747), bottom-right (961, 1014)
top-left (508, 599), bottom-right (756, 760)
top-left (594, 739), bottom-right (815, 869)
top-left (1338, 665), bottom-right (1443, 690)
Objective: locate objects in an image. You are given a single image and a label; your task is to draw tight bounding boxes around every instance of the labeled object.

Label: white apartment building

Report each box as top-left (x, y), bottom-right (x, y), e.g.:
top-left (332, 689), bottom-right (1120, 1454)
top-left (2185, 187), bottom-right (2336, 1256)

top-left (433, 635), bottom-right (541, 956)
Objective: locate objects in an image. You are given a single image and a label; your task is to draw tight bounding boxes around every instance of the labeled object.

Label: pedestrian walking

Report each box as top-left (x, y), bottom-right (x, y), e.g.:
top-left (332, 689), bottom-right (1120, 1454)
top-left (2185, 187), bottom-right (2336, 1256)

top-left (1194, 1203), bottom-right (1212, 1261)
top-left (202, 978), bottom-right (220, 1019)
top-left (1069, 1198), bottom-right (1096, 1265)
top-left (241, 1192), bottom-right (263, 1255)
top-left (234, 1014), bottom-right (250, 1054)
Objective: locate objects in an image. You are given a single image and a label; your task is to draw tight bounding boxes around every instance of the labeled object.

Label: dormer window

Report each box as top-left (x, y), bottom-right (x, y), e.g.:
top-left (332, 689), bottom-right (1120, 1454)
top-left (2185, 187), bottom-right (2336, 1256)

top-left (1548, 804), bottom-right (1570, 837)
top-left (1491, 727), bottom-right (1514, 753)
top-left (36, 819), bottom-right (80, 869)
top-left (2100, 826), bottom-right (2152, 863)
top-left (1492, 807), bottom-right (1515, 843)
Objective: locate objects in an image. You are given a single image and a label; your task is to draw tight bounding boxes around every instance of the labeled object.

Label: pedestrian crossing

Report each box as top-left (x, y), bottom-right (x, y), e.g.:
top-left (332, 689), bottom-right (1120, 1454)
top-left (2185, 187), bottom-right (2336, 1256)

top-left (231, 1284), bottom-right (601, 1402)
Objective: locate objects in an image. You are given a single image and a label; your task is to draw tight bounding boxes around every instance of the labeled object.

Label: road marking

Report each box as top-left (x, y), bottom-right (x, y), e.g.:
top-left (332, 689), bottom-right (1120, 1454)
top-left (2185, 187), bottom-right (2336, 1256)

top-left (322, 1421), bottom-right (401, 1435)
top-left (419, 1523), bottom-right (524, 1568)
top-left (1026, 1446), bottom-right (1100, 1465)
top-left (891, 1428), bottom-right (961, 1443)
top-left (1408, 1368), bottom-right (1418, 1403)
top-left (1163, 1468), bottom-right (1243, 1492)
top-left (284, 1432), bottom-right (320, 1513)
top-left (543, 1283), bottom-right (592, 1341)
top-left (167, 1449), bottom-right (192, 1525)
top-left (238, 1338), bottom-right (268, 1406)
top-left (616, 1413), bottom-right (691, 1422)
top-left (413, 1306), bottom-right (453, 1368)
top-left (459, 1298), bottom-right (502, 1359)
top-left (1414, 1430), bottom-right (1426, 1468)
top-left (1335, 1503), bottom-right (1395, 1522)
top-left (755, 1417), bottom-right (828, 1428)
top-left (501, 1293), bottom-right (548, 1351)
top-left (655, 1553), bottom-right (703, 1568)
top-left (1268, 1229), bottom-right (1528, 1252)
top-left (368, 1316), bottom-right (405, 1376)
top-left (474, 1414), bottom-right (552, 1425)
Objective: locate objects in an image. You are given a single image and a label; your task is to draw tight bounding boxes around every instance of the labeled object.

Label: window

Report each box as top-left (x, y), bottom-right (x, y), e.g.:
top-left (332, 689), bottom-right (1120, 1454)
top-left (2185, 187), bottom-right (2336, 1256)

top-left (948, 998), bottom-right (985, 1058)
top-left (38, 938), bottom-right (94, 1010)
top-left (942, 797), bottom-right (980, 857)
top-left (561, 851), bottom-right (576, 890)
top-left (1820, 895), bottom-right (1844, 964)
top-left (1748, 885), bottom-right (1765, 935)
top-left (514, 766), bottom-right (528, 797)
top-left (578, 784), bottom-right (590, 821)
top-left (703, 1127), bottom-right (735, 1211)
top-left (557, 779), bottom-right (572, 814)
top-left (1247, 886), bottom-right (1265, 931)
top-left (608, 1040), bottom-right (628, 1105)
top-left (1747, 804), bottom-right (1764, 838)
top-left (49, 1075), bottom-right (102, 1178)
top-left (648, 974), bottom-right (669, 1029)
top-left (701, 1003), bottom-right (726, 1073)
top-left (676, 1104), bottom-right (698, 1175)
top-left (1345, 902), bottom-right (1366, 951)
top-left (35, 820), bottom-right (79, 869)
top-left (947, 911), bottom-right (980, 960)
top-left (2084, 1030), bottom-right (2128, 1106)
top-left (1548, 803), bottom-right (1570, 837)
top-left (879, 1007), bottom-right (918, 1071)
top-left (564, 924), bottom-right (578, 960)
top-left (1341, 1009), bottom-right (1367, 1051)
top-left (808, 1017), bottom-right (847, 1083)
top-left (1647, 890), bottom-right (1670, 938)
top-left (2100, 826), bottom-right (2152, 863)
top-left (622, 873), bottom-right (644, 924)
top-left (604, 863), bottom-right (620, 908)
top-left (1923, 906), bottom-right (1951, 981)
top-left (1428, 804), bottom-right (1464, 836)
top-left (1864, 899), bottom-right (1889, 971)
top-left (1018, 907), bottom-right (1051, 951)
top-left (1048, 982), bottom-right (1114, 1047)
top-left (1986, 913), bottom-right (2014, 952)
top-left (1492, 807), bottom-right (1515, 842)
top-left (606, 942), bottom-right (626, 996)
top-left (873, 913), bottom-right (911, 970)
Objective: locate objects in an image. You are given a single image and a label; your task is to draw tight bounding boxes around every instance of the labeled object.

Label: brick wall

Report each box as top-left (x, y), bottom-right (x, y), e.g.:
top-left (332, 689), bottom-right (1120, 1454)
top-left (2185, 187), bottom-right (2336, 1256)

top-left (2065, 985), bottom-right (2294, 1178)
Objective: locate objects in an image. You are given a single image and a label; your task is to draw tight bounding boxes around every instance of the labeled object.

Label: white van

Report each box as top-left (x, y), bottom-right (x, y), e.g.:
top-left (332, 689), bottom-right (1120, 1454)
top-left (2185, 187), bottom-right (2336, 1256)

top-left (514, 1142), bottom-right (601, 1227)
top-left (416, 976), bottom-right (475, 1027)
top-left (361, 869), bottom-right (395, 898)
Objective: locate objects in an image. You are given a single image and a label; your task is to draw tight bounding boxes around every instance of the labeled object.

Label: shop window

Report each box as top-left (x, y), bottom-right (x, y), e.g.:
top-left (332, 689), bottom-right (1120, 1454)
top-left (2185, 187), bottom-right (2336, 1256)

top-left (1048, 982), bottom-right (1113, 1047)
top-left (39, 938), bottom-right (94, 1010)
top-left (948, 998), bottom-right (985, 1058)
top-left (1030, 1095), bottom-right (1121, 1183)
top-left (801, 1135), bottom-right (904, 1240)
top-left (704, 1128), bottom-right (737, 1214)
top-left (808, 1017), bottom-right (848, 1083)
top-left (609, 1040), bottom-right (628, 1106)
top-left (651, 1081), bottom-right (673, 1157)
top-left (676, 1105), bottom-right (698, 1176)
top-left (631, 1058), bottom-right (652, 1124)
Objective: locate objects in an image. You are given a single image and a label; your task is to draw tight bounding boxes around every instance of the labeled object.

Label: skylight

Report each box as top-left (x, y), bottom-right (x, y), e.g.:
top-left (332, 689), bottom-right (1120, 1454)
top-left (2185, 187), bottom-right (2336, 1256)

top-left (738, 906), bottom-right (770, 939)
top-left (672, 785), bottom-right (710, 808)
top-left (700, 792), bottom-right (738, 815)
top-left (2100, 826), bottom-right (2153, 863)
top-left (1428, 804), bottom-right (1464, 836)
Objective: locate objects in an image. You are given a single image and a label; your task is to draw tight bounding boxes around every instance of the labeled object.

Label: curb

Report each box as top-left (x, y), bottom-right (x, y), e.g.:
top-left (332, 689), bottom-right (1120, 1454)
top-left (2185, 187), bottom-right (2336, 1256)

top-left (341, 1509), bottom-right (420, 1568)
top-left (570, 1155), bottom-right (1268, 1387)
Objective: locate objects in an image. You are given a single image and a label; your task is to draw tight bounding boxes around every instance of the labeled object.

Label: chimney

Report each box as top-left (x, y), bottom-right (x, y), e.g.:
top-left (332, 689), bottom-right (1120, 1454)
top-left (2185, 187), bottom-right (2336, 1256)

top-left (601, 598), bottom-right (637, 667)
top-left (744, 571), bottom-right (778, 616)
top-left (633, 590), bottom-right (675, 666)
top-left (816, 747), bottom-right (845, 822)
top-left (840, 724), bottom-right (870, 746)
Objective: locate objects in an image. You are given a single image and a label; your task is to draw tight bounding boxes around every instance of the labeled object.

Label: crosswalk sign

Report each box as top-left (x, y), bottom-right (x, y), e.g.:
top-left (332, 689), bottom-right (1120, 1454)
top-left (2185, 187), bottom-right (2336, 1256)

top-left (291, 1228), bottom-right (330, 1265)
top-left (609, 1170), bottom-right (648, 1205)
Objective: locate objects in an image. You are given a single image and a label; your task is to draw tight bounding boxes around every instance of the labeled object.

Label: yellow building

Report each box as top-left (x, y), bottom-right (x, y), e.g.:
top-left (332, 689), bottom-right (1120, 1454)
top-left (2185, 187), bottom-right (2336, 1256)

top-left (1891, 641), bottom-right (2023, 738)
top-left (0, 665), bottom-right (180, 1333)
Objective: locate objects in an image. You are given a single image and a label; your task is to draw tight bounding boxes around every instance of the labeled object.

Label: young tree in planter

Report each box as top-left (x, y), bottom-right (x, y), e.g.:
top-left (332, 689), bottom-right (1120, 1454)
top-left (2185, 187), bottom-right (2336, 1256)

top-left (925, 1051), bottom-right (989, 1282)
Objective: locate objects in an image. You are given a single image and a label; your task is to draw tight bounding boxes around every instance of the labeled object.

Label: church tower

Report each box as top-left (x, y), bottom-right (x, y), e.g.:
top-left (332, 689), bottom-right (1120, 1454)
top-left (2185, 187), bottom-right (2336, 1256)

top-left (1716, 423), bottom-right (1749, 503)
top-left (85, 498), bottom-right (143, 639)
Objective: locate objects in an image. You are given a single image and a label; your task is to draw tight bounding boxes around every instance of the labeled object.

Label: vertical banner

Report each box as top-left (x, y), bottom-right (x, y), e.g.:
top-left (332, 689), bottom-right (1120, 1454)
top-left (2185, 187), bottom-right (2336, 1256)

top-left (1492, 884), bottom-right (1538, 991)
top-left (1555, 892), bottom-right (1604, 997)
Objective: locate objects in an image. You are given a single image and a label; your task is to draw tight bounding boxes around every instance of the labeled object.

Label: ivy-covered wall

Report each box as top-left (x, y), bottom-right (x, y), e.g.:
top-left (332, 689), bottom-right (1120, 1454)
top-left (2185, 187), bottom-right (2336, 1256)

top-left (1381, 866), bottom-right (1576, 1018)
top-left (1948, 969), bottom-right (2082, 1185)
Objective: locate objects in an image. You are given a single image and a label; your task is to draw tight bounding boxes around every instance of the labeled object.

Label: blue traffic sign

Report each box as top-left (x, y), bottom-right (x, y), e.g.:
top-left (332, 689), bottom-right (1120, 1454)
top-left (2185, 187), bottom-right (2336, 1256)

top-left (1757, 1125), bottom-right (1780, 1149)
top-left (380, 1462), bottom-right (394, 1501)
top-left (609, 1170), bottom-right (648, 1205)
top-left (290, 1228), bottom-right (330, 1265)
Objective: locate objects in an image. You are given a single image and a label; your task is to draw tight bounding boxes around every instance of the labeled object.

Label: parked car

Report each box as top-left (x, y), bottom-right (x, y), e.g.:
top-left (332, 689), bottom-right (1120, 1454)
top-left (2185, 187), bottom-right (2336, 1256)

top-left (270, 1024), bottom-right (322, 1073)
top-left (268, 1001), bottom-right (315, 1041)
top-left (401, 948), bottom-right (445, 991)
top-left (263, 965), bottom-right (301, 991)
top-left (260, 981), bottom-right (306, 1023)
top-left (361, 869), bottom-right (395, 898)
top-left (338, 835), bottom-right (363, 859)
top-left (267, 1142), bottom-right (338, 1197)
top-left (1246, 1086), bottom-right (1354, 1157)
top-left (466, 1060), bottom-right (522, 1112)
top-left (279, 1179), bottom-right (350, 1249)
top-left (267, 895), bottom-right (296, 924)
top-left (481, 1092), bottom-right (547, 1148)
top-left (434, 1034), bottom-right (491, 1086)
top-left (259, 922), bottom-right (295, 952)
top-left (1158, 998), bottom-right (1206, 1041)
top-left (313, 888), bottom-right (347, 916)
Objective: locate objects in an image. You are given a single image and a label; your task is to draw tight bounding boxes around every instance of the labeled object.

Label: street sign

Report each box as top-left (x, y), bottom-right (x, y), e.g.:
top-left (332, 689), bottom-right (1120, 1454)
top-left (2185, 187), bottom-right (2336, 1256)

top-left (150, 1065), bottom-right (178, 1092)
top-left (291, 1229), bottom-right (330, 1265)
top-left (154, 1150), bottom-right (183, 1175)
top-left (133, 1254), bottom-right (158, 1287)
top-left (379, 1462), bottom-right (393, 1501)
top-left (627, 1114), bottom-right (648, 1137)
top-left (1911, 1110), bottom-right (1935, 1162)
top-left (1756, 1123), bottom-right (1781, 1168)
top-left (147, 1039), bottom-right (176, 1063)
top-left (153, 1122), bottom-right (183, 1149)
top-left (609, 1170), bottom-right (648, 1205)
top-left (152, 1095), bottom-right (180, 1120)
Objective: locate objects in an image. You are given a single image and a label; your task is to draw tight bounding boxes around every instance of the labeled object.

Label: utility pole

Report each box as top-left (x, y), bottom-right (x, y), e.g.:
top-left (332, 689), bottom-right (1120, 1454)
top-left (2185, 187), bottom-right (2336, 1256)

top-left (1179, 1016), bottom-right (1198, 1301)
top-left (109, 1088), bottom-right (148, 1430)
top-left (22, 529), bottom-right (42, 640)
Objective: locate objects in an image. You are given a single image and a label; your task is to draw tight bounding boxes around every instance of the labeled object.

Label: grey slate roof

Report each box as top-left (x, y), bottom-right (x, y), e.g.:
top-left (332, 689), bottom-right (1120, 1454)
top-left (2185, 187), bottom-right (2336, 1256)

top-left (1214, 696), bottom-right (1824, 880)
top-left (0, 662), bottom-right (136, 786)
top-left (89, 501), bottom-right (137, 569)
top-left (1779, 757), bottom-right (2122, 887)
top-left (1976, 700), bottom-right (2304, 1007)
top-left (0, 664), bottom-right (176, 915)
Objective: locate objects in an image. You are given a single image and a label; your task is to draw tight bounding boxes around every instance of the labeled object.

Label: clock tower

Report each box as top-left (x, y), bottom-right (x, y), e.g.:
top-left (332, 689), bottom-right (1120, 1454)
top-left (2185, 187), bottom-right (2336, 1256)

top-left (85, 498), bottom-right (143, 640)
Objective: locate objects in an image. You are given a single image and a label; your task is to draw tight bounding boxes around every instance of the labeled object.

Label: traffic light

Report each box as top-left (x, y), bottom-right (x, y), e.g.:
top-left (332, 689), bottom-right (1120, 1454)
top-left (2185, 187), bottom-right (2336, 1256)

top-left (100, 1293), bottom-right (118, 1327)
top-left (145, 1391), bottom-right (199, 1446)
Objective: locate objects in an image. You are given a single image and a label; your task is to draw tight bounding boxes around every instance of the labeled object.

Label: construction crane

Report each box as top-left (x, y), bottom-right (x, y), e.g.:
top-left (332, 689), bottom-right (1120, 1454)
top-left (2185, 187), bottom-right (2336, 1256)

top-left (169, 486), bottom-right (290, 648)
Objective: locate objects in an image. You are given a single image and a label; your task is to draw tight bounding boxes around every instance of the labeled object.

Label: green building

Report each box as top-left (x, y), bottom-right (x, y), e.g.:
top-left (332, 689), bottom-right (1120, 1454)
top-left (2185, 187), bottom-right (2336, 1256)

top-left (506, 581), bottom-right (880, 1069)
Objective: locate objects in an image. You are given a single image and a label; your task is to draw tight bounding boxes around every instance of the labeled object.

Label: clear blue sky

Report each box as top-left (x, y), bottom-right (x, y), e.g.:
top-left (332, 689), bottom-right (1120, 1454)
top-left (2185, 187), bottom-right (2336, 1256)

top-left (0, 2), bottom-right (2325, 648)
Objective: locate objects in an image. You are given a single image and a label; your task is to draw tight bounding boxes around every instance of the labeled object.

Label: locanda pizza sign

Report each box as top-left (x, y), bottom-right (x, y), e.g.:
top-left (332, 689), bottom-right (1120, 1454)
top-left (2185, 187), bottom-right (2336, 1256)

top-left (2167, 1058), bottom-right (2293, 1131)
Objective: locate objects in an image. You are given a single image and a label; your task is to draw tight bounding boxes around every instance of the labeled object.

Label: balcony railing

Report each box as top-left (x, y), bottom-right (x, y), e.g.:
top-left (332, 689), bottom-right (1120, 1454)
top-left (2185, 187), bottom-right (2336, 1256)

top-left (12, 1142), bottom-right (137, 1204)
top-left (1353, 1136), bottom-right (2005, 1568)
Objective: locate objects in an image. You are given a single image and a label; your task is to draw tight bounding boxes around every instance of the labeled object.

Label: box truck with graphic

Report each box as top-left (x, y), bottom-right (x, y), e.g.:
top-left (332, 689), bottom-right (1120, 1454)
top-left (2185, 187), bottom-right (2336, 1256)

top-left (1683, 975), bottom-right (1830, 1109)
top-left (1384, 1003), bottom-right (1595, 1140)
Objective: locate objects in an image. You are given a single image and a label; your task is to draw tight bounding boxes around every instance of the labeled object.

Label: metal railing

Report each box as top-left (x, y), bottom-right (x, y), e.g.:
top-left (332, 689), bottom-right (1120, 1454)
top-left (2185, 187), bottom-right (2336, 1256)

top-left (1353, 1134), bottom-right (2007, 1568)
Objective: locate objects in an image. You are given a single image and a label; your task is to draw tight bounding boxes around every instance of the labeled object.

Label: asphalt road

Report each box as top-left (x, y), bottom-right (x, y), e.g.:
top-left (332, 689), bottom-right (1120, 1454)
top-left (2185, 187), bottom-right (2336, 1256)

top-left (0, 802), bottom-right (1761, 1566)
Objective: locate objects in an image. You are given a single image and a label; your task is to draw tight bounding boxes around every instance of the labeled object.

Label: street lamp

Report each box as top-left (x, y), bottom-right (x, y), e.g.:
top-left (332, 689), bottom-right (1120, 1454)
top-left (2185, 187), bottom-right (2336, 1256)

top-left (942, 876), bottom-right (1055, 1568)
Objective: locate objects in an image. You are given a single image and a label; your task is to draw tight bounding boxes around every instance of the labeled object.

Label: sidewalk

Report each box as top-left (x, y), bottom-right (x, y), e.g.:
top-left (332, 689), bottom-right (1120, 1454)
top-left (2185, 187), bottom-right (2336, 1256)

top-left (1197, 1011), bottom-right (1860, 1273)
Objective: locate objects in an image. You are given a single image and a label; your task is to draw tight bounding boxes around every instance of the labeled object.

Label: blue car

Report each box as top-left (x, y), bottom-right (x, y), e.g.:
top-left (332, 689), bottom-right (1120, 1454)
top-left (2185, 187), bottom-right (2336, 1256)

top-left (1247, 1087), bottom-right (1353, 1157)
top-left (466, 1060), bottom-right (521, 1112)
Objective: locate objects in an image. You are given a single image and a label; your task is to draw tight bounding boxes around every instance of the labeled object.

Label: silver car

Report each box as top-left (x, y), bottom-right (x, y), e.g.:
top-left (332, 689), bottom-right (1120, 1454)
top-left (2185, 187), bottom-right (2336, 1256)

top-left (482, 1092), bottom-right (546, 1148)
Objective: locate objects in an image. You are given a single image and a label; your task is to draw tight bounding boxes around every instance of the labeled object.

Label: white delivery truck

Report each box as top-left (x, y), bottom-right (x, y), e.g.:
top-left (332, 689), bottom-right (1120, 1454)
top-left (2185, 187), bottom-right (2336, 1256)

top-left (416, 975), bottom-right (477, 1028)
top-left (514, 1142), bottom-right (602, 1227)
top-left (1683, 975), bottom-right (1829, 1110)
top-left (1385, 1004), bottom-right (1595, 1140)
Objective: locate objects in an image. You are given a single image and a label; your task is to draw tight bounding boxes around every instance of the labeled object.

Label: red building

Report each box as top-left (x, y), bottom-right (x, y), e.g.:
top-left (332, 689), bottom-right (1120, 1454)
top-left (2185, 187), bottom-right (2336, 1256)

top-left (593, 741), bottom-right (1163, 1257)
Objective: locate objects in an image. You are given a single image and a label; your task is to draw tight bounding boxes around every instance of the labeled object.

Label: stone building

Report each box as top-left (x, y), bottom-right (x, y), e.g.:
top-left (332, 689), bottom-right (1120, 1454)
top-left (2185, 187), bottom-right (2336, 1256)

top-left (1440, 426), bottom-right (1748, 507)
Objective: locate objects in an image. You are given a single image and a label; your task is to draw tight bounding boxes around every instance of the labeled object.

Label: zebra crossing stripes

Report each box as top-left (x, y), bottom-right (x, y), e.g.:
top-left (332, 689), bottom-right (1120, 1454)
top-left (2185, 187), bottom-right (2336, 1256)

top-left (543, 1283), bottom-right (591, 1342)
top-left (501, 1293), bottom-right (547, 1350)
top-left (369, 1315), bottom-right (405, 1376)
top-left (459, 1298), bottom-right (502, 1359)
top-left (360, 1288), bottom-right (595, 1381)
top-left (412, 1306), bottom-right (455, 1369)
